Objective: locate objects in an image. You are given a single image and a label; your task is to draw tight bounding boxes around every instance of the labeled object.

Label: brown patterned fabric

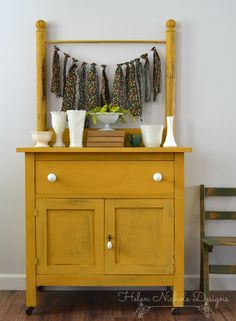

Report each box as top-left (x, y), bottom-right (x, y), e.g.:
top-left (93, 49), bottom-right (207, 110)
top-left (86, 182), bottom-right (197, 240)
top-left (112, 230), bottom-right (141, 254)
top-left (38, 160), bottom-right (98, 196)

top-left (87, 63), bottom-right (100, 110)
top-left (135, 58), bottom-right (142, 103)
top-left (62, 53), bottom-right (70, 97)
top-left (61, 59), bottom-right (78, 112)
top-left (78, 62), bottom-right (88, 110)
top-left (51, 46), bottom-right (61, 97)
top-left (141, 53), bottom-right (151, 102)
top-left (111, 64), bottom-right (127, 109)
top-left (126, 61), bottom-right (142, 117)
top-left (151, 47), bottom-right (161, 101)
top-left (100, 65), bottom-right (110, 106)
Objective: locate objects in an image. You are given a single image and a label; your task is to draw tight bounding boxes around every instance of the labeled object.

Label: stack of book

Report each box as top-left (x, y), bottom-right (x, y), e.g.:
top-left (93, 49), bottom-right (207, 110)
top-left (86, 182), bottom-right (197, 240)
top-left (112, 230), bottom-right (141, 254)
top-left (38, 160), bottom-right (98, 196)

top-left (86, 130), bottom-right (125, 147)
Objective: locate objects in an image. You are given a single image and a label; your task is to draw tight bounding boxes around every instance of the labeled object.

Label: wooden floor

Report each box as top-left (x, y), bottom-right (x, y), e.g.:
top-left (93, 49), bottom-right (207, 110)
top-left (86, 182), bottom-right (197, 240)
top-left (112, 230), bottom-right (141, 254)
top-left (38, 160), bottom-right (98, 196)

top-left (0, 290), bottom-right (236, 320)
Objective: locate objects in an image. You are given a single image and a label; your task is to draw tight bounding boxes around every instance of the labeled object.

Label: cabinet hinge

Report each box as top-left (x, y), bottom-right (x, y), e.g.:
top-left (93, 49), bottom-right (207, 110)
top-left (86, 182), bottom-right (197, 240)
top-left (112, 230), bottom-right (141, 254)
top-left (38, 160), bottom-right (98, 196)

top-left (172, 256), bottom-right (176, 266)
top-left (35, 257), bottom-right (38, 266)
top-left (34, 209), bottom-right (38, 217)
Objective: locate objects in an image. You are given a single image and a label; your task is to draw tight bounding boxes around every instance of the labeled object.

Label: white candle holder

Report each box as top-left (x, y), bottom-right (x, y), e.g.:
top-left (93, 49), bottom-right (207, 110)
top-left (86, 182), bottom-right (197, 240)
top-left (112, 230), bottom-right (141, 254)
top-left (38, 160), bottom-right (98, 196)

top-left (163, 116), bottom-right (177, 147)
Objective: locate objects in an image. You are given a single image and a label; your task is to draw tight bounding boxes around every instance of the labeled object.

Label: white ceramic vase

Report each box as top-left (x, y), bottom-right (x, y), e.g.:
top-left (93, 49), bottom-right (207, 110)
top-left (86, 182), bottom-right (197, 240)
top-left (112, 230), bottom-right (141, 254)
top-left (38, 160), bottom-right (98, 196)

top-left (140, 125), bottom-right (164, 147)
top-left (163, 116), bottom-right (177, 147)
top-left (51, 111), bottom-right (67, 147)
top-left (67, 110), bottom-right (86, 147)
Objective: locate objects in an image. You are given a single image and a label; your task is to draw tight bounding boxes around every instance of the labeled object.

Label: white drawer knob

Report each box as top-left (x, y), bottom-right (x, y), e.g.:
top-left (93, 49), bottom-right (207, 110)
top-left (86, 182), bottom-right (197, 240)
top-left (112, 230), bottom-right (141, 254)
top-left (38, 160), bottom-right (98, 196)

top-left (47, 173), bottom-right (57, 183)
top-left (107, 241), bottom-right (112, 250)
top-left (153, 172), bottom-right (162, 182)
top-left (107, 235), bottom-right (112, 249)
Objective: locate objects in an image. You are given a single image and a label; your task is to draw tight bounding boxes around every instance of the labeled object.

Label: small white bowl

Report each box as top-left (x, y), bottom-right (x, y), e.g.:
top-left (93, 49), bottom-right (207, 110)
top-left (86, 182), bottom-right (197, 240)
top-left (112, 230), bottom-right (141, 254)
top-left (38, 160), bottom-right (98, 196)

top-left (31, 131), bottom-right (53, 147)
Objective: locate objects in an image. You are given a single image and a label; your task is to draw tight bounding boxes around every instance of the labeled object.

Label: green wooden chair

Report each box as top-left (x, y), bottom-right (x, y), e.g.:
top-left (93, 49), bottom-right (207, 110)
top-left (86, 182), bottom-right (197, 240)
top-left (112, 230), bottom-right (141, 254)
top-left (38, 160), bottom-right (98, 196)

top-left (200, 185), bottom-right (236, 297)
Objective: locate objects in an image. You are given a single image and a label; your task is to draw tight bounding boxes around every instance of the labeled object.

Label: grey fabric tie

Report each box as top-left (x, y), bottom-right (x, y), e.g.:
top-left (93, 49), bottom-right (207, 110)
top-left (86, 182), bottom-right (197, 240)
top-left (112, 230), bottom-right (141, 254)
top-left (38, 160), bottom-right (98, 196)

top-left (100, 65), bottom-right (111, 106)
top-left (141, 53), bottom-right (151, 102)
top-left (151, 47), bottom-right (161, 101)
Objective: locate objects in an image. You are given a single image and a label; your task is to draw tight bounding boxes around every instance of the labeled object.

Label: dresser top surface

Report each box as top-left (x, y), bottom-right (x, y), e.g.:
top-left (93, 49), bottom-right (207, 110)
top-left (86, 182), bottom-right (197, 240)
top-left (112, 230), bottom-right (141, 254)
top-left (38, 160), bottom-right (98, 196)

top-left (16, 147), bottom-right (192, 153)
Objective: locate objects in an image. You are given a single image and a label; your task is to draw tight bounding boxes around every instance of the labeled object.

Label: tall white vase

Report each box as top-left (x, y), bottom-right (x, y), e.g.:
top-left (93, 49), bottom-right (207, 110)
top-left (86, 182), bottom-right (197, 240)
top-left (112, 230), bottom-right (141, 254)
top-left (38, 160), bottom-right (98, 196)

top-left (51, 111), bottom-right (67, 147)
top-left (163, 116), bottom-right (177, 147)
top-left (67, 110), bottom-right (86, 147)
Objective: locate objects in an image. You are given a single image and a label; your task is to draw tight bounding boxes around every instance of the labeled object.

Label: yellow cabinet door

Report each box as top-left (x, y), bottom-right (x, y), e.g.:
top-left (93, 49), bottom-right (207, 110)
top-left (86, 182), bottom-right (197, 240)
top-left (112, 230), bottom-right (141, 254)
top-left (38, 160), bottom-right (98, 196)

top-left (36, 199), bottom-right (104, 274)
top-left (105, 199), bottom-right (174, 274)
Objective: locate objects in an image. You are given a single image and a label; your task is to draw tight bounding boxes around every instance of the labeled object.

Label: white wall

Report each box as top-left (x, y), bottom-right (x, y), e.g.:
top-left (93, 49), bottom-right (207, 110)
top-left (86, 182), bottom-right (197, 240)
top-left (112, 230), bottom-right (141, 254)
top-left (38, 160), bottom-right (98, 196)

top-left (1, 0), bottom-right (236, 290)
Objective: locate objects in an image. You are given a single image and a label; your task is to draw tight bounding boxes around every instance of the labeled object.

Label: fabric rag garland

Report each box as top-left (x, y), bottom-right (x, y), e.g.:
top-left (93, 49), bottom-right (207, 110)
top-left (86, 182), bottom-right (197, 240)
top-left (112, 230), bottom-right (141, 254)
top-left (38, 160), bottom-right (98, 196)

top-left (62, 53), bottom-right (70, 98)
top-left (77, 62), bottom-right (88, 110)
top-left (62, 58), bottom-right (78, 111)
top-left (141, 53), bottom-right (151, 102)
top-left (100, 65), bottom-right (111, 106)
top-left (51, 46), bottom-right (61, 97)
top-left (87, 63), bottom-right (100, 110)
top-left (151, 47), bottom-right (161, 101)
top-left (126, 61), bottom-right (142, 117)
top-left (51, 46), bottom-right (161, 117)
top-left (111, 64), bottom-right (127, 110)
top-left (135, 58), bottom-right (142, 103)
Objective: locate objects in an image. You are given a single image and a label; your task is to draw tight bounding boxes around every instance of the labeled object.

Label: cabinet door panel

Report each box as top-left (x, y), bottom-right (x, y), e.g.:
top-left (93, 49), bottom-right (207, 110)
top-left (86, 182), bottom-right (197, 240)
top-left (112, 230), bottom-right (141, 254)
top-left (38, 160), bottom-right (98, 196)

top-left (105, 199), bottom-right (174, 274)
top-left (36, 199), bottom-right (104, 274)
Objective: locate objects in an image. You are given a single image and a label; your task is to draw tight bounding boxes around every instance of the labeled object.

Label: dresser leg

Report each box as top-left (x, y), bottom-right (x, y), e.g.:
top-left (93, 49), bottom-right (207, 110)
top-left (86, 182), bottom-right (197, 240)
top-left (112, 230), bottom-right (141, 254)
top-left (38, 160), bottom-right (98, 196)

top-left (26, 281), bottom-right (37, 309)
top-left (173, 276), bottom-right (184, 308)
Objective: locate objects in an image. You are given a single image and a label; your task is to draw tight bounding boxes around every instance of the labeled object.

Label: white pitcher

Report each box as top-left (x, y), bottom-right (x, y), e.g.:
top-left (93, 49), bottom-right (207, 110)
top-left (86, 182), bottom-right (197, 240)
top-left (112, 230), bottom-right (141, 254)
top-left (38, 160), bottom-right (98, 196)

top-left (51, 111), bottom-right (67, 147)
top-left (67, 110), bottom-right (86, 147)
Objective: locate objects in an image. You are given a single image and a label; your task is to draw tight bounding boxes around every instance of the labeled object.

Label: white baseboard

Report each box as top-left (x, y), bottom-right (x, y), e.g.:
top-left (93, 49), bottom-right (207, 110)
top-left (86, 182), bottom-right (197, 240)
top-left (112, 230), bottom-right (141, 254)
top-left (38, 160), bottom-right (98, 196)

top-left (0, 274), bottom-right (26, 290)
top-left (0, 274), bottom-right (236, 291)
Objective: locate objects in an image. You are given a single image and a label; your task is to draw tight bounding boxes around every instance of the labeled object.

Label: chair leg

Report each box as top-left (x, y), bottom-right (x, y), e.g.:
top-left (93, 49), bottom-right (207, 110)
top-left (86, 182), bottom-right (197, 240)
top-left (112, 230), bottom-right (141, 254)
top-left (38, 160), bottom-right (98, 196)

top-left (202, 244), bottom-right (209, 300)
top-left (200, 242), bottom-right (204, 292)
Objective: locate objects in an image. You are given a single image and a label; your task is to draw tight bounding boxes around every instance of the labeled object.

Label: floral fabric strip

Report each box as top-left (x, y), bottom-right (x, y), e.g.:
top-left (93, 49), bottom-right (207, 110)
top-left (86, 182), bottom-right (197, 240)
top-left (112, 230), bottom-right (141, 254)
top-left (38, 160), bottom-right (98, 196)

top-left (100, 65), bottom-right (111, 106)
top-left (61, 59), bottom-right (78, 112)
top-left (141, 53), bottom-right (151, 102)
top-left (87, 63), bottom-right (100, 110)
top-left (77, 62), bottom-right (88, 110)
top-left (111, 64), bottom-right (127, 109)
top-left (62, 53), bottom-right (70, 97)
top-left (151, 47), bottom-right (161, 101)
top-left (135, 58), bottom-right (142, 103)
top-left (51, 46), bottom-right (61, 97)
top-left (126, 61), bottom-right (142, 117)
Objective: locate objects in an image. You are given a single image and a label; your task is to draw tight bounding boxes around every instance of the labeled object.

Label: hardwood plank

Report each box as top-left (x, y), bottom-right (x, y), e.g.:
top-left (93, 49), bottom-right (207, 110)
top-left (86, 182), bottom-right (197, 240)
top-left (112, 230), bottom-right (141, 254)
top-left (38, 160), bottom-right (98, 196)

top-left (0, 291), bottom-right (235, 320)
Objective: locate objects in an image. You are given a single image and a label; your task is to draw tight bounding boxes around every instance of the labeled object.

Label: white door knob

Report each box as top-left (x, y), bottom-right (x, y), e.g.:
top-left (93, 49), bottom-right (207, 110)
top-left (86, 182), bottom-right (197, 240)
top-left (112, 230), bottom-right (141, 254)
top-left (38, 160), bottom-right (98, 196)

top-left (153, 172), bottom-right (162, 182)
top-left (47, 173), bottom-right (57, 182)
top-left (107, 241), bottom-right (112, 250)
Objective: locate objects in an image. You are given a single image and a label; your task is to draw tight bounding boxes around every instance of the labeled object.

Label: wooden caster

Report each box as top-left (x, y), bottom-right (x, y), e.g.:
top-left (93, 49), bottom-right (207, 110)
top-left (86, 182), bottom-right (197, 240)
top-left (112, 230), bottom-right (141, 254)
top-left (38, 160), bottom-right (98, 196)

top-left (171, 307), bottom-right (180, 315)
top-left (25, 307), bottom-right (34, 315)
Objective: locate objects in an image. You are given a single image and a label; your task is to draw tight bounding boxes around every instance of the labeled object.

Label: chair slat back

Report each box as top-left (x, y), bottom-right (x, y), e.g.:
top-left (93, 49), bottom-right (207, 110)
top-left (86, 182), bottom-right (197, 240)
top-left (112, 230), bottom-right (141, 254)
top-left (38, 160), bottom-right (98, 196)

top-left (205, 211), bottom-right (236, 220)
top-left (205, 188), bottom-right (236, 197)
top-left (200, 185), bottom-right (236, 239)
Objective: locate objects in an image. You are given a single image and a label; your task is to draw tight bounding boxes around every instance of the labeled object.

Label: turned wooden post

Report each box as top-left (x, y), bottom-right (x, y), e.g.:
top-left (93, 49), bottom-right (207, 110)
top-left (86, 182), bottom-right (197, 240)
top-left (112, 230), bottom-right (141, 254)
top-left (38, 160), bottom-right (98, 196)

top-left (163, 19), bottom-right (176, 142)
top-left (36, 20), bottom-right (47, 130)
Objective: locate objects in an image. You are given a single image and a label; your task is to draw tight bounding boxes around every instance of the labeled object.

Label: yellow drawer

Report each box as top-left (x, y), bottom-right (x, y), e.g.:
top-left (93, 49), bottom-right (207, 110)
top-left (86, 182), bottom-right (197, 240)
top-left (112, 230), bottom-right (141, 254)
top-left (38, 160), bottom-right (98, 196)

top-left (35, 161), bottom-right (174, 195)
